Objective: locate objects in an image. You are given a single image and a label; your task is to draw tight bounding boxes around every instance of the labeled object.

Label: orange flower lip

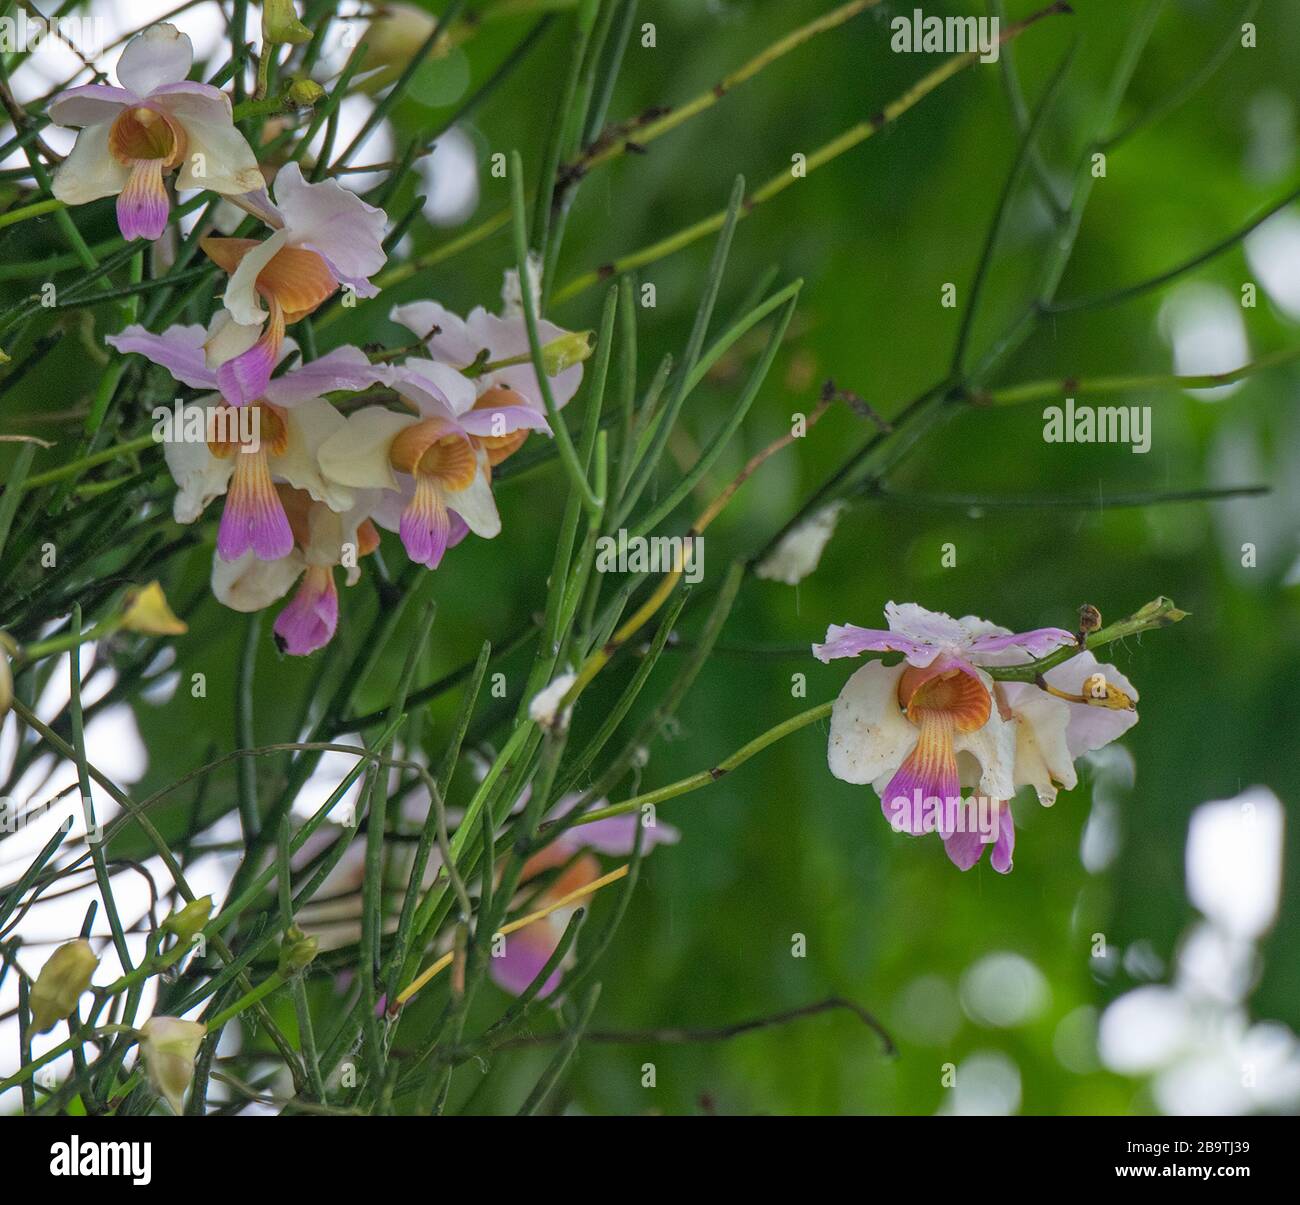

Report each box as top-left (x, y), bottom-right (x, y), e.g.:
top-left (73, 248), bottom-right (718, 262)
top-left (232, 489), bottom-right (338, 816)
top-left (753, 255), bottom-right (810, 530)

top-left (109, 105), bottom-right (185, 167)
top-left (389, 418), bottom-right (477, 488)
top-left (898, 660), bottom-right (991, 733)
top-left (200, 237), bottom-right (339, 323)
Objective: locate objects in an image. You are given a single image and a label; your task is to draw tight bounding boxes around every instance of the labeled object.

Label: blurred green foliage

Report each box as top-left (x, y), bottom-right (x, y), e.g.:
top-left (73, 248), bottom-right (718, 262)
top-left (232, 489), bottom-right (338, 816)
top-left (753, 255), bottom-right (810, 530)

top-left (3, 0), bottom-right (1298, 1114)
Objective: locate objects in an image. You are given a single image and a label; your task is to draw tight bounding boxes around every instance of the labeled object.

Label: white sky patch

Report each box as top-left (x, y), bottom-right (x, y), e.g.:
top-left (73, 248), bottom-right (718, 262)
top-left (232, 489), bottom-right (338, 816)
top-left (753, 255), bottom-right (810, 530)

top-left (418, 126), bottom-right (480, 228)
top-left (1099, 985), bottom-right (1194, 1074)
top-left (937, 1051), bottom-right (1022, 1116)
top-left (1098, 786), bottom-right (1300, 1114)
top-left (301, 94), bottom-right (395, 196)
top-left (1245, 209), bottom-right (1300, 321)
top-left (960, 952), bottom-right (1050, 1028)
top-left (1157, 283), bottom-right (1250, 401)
top-left (289, 734), bottom-right (368, 824)
top-left (1186, 787), bottom-right (1283, 940)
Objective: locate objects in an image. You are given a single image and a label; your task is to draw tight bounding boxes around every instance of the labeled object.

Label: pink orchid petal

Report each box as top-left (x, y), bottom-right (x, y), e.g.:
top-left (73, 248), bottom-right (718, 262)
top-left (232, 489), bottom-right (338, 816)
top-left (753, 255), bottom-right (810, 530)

top-left (217, 452), bottom-right (293, 561)
top-left (966, 626), bottom-right (1077, 663)
top-left (216, 319), bottom-right (282, 406)
top-left (943, 826), bottom-right (987, 872)
top-left (990, 806), bottom-right (1015, 874)
top-left (48, 84), bottom-right (133, 127)
top-left (262, 345), bottom-right (387, 406)
top-left (399, 478), bottom-right (452, 569)
top-left (813, 623), bottom-right (935, 665)
top-left (489, 922), bottom-right (564, 999)
top-left (273, 567), bottom-right (339, 655)
top-left (116, 159), bottom-right (170, 241)
top-left (105, 323), bottom-right (217, 389)
top-left (273, 162), bottom-right (387, 289)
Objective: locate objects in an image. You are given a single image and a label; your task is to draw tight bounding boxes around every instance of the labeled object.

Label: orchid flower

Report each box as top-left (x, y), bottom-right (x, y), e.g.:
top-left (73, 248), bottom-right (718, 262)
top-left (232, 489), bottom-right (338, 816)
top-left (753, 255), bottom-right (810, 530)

top-left (384, 283), bottom-right (590, 465)
top-left (815, 603), bottom-right (1080, 873)
top-left (48, 24), bottom-right (263, 242)
top-left (107, 318), bottom-right (386, 561)
top-left (491, 796), bottom-right (679, 998)
top-left (318, 359), bottom-right (504, 569)
top-left (212, 487), bottom-right (380, 655)
top-left (201, 162), bottom-right (387, 405)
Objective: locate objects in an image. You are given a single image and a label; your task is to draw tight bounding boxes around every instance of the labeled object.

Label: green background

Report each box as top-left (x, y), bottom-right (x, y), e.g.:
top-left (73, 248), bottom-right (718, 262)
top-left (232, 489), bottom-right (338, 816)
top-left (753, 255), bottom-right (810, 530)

top-left (3, 0), bottom-right (1298, 1114)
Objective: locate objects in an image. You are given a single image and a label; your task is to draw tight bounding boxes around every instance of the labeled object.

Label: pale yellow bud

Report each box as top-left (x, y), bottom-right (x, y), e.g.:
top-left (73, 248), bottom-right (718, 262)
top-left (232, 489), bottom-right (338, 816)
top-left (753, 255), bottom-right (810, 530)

top-left (357, 5), bottom-right (447, 94)
top-left (263, 0), bottom-right (312, 46)
top-left (29, 939), bottom-right (99, 1033)
top-left (120, 581), bottom-right (187, 636)
top-left (139, 1016), bottom-right (206, 1114)
top-left (277, 925), bottom-right (319, 975)
top-left (1081, 672), bottom-right (1136, 711)
top-left (0, 644), bottom-right (11, 722)
top-left (162, 895), bottom-right (213, 943)
top-left (540, 330), bottom-right (594, 377)
top-left (285, 77), bottom-right (325, 109)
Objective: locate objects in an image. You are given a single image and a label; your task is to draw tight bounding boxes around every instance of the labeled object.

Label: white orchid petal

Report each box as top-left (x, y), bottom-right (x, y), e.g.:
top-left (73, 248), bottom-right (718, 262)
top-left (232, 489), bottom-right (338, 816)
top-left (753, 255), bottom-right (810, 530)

top-left (51, 125), bottom-right (128, 205)
top-left (318, 406), bottom-right (413, 491)
top-left (117, 23), bottom-right (194, 96)
top-left (222, 229), bottom-right (288, 325)
top-left (212, 549), bottom-right (304, 612)
top-left (827, 660), bottom-right (916, 787)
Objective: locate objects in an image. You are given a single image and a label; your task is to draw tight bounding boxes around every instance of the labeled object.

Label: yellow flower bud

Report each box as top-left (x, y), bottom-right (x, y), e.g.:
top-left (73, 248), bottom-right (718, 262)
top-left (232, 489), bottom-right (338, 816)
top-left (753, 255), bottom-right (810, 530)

top-left (263, 0), bottom-right (312, 46)
top-left (357, 4), bottom-right (448, 94)
top-left (1081, 672), bottom-right (1136, 712)
top-left (540, 330), bottom-right (594, 377)
top-left (29, 939), bottom-right (99, 1033)
top-left (162, 895), bottom-right (213, 943)
top-left (0, 644), bottom-right (11, 722)
top-left (119, 581), bottom-right (187, 636)
top-left (139, 1016), bottom-right (206, 1114)
top-left (285, 77), bottom-right (325, 109)
top-left (278, 925), bottom-right (318, 975)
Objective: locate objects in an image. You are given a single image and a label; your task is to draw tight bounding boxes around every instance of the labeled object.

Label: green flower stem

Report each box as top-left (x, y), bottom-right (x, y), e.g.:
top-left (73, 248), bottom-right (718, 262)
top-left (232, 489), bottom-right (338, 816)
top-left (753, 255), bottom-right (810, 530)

top-left (0, 1024), bottom-right (137, 1097)
top-left (570, 0), bottom-right (880, 178)
top-left (973, 344), bottom-right (1300, 406)
top-left (552, 2), bottom-right (1068, 305)
top-left (573, 700), bottom-right (836, 827)
top-left (15, 616), bottom-right (118, 665)
top-left (0, 197), bottom-right (64, 229)
top-left (17, 433), bottom-right (156, 494)
top-left (985, 596), bottom-right (1189, 683)
top-left (509, 149), bottom-right (603, 516)
top-left (205, 971), bottom-right (291, 1031)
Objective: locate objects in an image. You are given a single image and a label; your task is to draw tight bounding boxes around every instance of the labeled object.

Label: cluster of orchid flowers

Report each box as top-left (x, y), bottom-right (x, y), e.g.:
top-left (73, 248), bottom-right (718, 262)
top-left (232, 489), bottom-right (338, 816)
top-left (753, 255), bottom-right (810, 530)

top-left (49, 23), bottom-right (588, 656)
top-left (815, 602), bottom-right (1140, 875)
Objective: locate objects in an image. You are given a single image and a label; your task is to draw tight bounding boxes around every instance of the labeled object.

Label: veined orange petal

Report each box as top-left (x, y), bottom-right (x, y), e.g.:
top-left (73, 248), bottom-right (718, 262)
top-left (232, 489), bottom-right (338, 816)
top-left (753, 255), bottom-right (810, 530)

top-left (201, 236), bottom-right (261, 275)
top-left (898, 662), bottom-right (991, 733)
top-left (255, 245), bottom-right (338, 321)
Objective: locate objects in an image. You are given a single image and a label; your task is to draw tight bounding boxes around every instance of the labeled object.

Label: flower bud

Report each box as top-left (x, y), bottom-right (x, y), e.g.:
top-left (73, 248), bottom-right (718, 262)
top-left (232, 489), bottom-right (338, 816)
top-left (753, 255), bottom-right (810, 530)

top-left (1081, 672), bottom-right (1136, 712)
top-left (1132, 596), bottom-right (1189, 627)
top-left (285, 77), bottom-right (325, 109)
top-left (263, 0), bottom-right (312, 45)
top-left (139, 1016), bottom-right (206, 1114)
top-left (29, 939), bottom-right (99, 1033)
top-left (540, 330), bottom-right (594, 378)
top-left (0, 645), bottom-right (12, 722)
top-left (278, 925), bottom-right (318, 976)
top-left (358, 5), bottom-right (448, 94)
top-left (120, 581), bottom-right (187, 636)
top-left (1077, 603), bottom-right (1101, 637)
top-left (163, 895), bottom-right (212, 943)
